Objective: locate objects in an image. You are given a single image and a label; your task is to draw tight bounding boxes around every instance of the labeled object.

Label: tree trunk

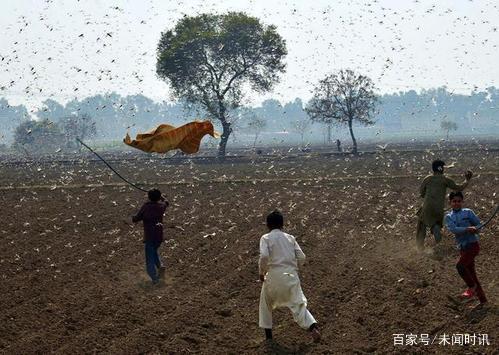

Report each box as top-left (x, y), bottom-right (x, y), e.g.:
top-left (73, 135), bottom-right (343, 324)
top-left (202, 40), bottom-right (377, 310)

top-left (327, 123), bottom-right (332, 144)
top-left (348, 118), bottom-right (357, 154)
top-left (216, 97), bottom-right (231, 158)
top-left (253, 133), bottom-right (259, 148)
top-left (218, 121), bottom-right (231, 158)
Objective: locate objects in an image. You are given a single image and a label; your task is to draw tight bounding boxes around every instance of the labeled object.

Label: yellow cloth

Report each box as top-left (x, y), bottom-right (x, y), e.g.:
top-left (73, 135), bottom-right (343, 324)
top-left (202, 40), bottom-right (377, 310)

top-left (123, 120), bottom-right (219, 154)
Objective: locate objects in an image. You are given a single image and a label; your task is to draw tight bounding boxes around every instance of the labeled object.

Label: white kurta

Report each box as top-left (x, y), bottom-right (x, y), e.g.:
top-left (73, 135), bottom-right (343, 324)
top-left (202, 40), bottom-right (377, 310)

top-left (258, 229), bottom-right (316, 330)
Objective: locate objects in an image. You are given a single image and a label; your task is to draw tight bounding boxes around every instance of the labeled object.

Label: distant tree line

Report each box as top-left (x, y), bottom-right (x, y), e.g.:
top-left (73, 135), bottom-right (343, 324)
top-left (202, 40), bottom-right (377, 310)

top-left (12, 113), bottom-right (96, 154)
top-left (1, 86), bottom-right (498, 153)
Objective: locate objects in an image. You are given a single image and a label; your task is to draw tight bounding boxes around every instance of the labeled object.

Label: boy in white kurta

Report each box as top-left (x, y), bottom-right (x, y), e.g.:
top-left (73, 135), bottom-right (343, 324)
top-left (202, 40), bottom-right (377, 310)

top-left (258, 210), bottom-right (321, 342)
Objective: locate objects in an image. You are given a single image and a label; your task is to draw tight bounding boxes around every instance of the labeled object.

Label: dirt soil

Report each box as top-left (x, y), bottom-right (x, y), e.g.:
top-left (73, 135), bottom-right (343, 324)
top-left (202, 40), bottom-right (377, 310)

top-left (0, 148), bottom-right (498, 354)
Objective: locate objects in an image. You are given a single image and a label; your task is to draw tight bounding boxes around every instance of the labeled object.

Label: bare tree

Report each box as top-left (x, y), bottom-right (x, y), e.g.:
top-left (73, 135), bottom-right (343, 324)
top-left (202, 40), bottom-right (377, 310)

top-left (306, 69), bottom-right (378, 154)
top-left (60, 113), bottom-right (97, 150)
top-left (246, 113), bottom-right (266, 148)
top-left (292, 117), bottom-right (311, 146)
top-left (440, 120), bottom-right (458, 139)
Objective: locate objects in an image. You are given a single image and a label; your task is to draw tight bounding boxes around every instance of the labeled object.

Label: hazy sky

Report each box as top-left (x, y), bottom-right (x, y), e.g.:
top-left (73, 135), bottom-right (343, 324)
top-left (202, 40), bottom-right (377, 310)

top-left (1, 0), bottom-right (498, 111)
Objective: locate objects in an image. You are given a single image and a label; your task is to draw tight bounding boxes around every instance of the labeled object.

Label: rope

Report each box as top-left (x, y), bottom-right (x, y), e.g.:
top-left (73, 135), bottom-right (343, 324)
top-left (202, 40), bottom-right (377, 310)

top-left (478, 204), bottom-right (499, 230)
top-left (76, 138), bottom-right (148, 192)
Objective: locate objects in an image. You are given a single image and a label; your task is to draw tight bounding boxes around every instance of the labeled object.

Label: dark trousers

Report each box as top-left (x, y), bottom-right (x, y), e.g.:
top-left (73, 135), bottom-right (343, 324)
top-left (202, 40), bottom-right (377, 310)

top-left (145, 240), bottom-right (162, 282)
top-left (457, 242), bottom-right (487, 303)
top-left (416, 220), bottom-right (442, 249)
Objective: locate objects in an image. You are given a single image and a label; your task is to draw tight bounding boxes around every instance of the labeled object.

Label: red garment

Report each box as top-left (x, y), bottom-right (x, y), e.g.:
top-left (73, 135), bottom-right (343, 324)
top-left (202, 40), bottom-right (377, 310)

top-left (456, 242), bottom-right (487, 303)
top-left (132, 201), bottom-right (168, 243)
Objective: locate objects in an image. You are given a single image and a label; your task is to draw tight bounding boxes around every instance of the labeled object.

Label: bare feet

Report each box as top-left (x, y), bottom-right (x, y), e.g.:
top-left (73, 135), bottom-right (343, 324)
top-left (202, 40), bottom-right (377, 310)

top-left (469, 301), bottom-right (487, 310)
top-left (309, 324), bottom-right (321, 343)
top-left (158, 266), bottom-right (166, 279)
top-left (311, 328), bottom-right (321, 343)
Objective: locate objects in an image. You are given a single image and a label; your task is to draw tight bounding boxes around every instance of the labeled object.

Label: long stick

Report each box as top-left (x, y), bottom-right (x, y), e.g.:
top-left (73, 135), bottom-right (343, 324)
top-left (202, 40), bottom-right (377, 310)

top-left (76, 138), bottom-right (148, 192)
top-left (477, 204), bottom-right (498, 230)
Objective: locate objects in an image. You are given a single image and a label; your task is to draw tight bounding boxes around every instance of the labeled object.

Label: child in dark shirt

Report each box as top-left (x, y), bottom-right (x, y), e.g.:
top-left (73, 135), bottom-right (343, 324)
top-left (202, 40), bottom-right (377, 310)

top-left (133, 189), bottom-right (169, 284)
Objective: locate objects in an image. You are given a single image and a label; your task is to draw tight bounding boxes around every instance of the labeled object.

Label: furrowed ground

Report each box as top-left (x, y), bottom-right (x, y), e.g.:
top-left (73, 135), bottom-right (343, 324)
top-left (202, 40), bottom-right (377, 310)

top-left (0, 147), bottom-right (498, 354)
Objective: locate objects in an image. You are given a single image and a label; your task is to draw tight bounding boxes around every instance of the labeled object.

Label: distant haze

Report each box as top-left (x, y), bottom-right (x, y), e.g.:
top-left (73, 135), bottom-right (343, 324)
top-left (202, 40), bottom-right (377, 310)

top-left (1, 0), bottom-right (498, 111)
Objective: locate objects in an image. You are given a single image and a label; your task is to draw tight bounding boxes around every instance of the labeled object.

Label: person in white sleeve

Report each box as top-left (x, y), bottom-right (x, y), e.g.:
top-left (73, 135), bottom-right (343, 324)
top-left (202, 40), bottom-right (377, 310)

top-left (258, 210), bottom-right (321, 343)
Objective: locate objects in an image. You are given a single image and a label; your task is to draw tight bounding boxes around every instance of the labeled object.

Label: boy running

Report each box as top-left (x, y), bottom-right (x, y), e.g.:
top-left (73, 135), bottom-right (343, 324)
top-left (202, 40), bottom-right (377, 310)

top-left (133, 189), bottom-right (169, 284)
top-left (444, 191), bottom-right (487, 305)
top-left (416, 160), bottom-right (473, 250)
top-left (258, 210), bottom-right (321, 342)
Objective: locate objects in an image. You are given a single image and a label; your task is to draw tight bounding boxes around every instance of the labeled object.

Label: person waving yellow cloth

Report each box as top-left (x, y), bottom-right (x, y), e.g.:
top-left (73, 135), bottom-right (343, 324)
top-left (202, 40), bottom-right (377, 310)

top-left (124, 120), bottom-right (220, 154)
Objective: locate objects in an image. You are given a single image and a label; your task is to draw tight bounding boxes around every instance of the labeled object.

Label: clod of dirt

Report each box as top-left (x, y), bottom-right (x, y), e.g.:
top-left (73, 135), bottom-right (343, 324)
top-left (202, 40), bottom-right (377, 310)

top-left (215, 309), bottom-right (233, 317)
top-left (201, 322), bottom-right (215, 329)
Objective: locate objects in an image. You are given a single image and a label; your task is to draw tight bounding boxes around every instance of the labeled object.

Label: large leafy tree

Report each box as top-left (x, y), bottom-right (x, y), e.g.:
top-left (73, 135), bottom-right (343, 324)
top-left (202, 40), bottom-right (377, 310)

top-left (156, 12), bottom-right (287, 157)
top-left (35, 99), bottom-right (67, 121)
top-left (13, 119), bottom-right (64, 153)
top-left (306, 70), bottom-right (378, 154)
top-left (0, 98), bottom-right (29, 144)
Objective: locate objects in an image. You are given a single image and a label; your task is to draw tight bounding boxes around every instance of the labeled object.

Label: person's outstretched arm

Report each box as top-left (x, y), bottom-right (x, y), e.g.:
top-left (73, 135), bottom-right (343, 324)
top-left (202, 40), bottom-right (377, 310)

top-left (446, 170), bottom-right (473, 191)
top-left (160, 194), bottom-right (170, 207)
top-left (160, 197), bottom-right (169, 214)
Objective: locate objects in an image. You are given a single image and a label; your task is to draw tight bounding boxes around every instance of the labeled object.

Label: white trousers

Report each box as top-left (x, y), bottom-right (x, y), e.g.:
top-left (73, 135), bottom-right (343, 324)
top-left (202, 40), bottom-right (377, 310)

top-left (259, 267), bottom-right (316, 329)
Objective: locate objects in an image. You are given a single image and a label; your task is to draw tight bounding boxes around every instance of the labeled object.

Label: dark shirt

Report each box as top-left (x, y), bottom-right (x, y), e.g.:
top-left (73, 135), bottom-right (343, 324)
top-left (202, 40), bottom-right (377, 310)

top-left (133, 201), bottom-right (168, 242)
